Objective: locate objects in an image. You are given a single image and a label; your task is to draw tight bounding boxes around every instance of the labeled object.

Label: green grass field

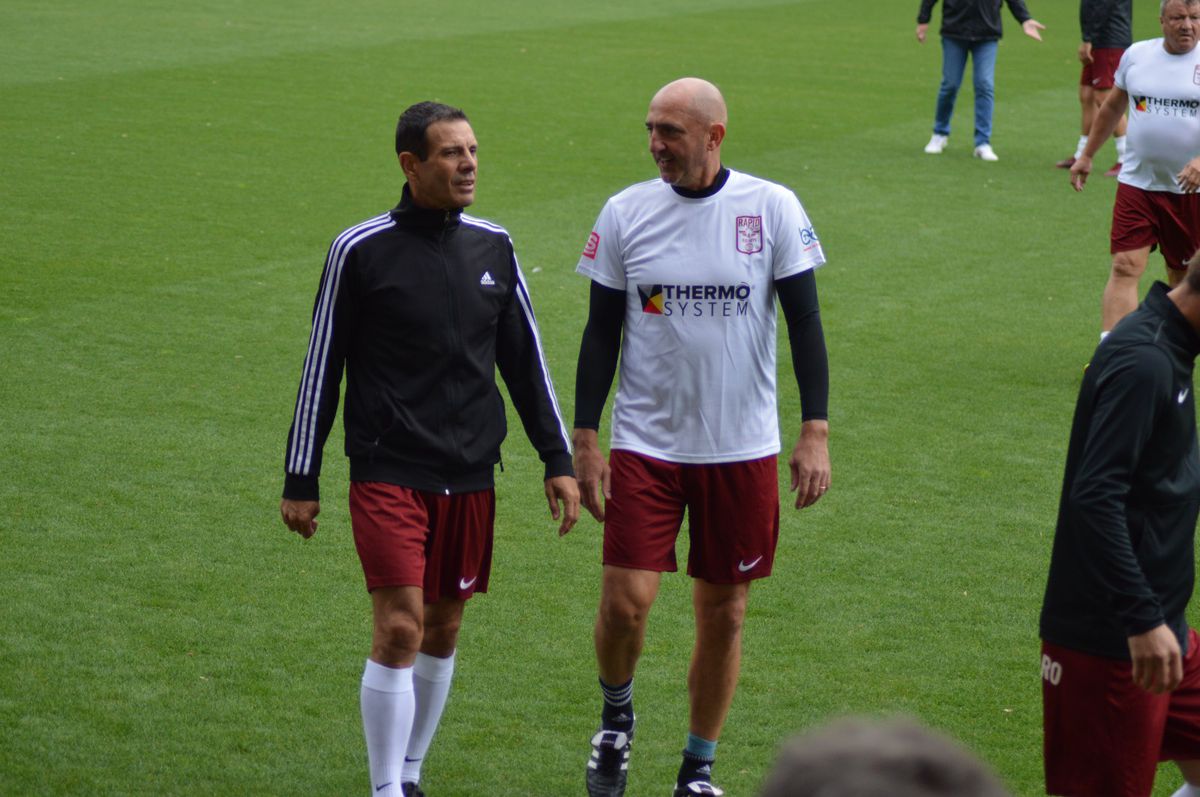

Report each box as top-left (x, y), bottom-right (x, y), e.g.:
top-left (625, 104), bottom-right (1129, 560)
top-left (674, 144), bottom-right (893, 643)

top-left (1, 1), bottom-right (1189, 794)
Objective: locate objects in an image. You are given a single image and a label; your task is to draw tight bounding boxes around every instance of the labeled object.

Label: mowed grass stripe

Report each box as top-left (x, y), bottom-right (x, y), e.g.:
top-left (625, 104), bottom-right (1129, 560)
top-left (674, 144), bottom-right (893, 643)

top-left (0, 0), bottom-right (821, 86)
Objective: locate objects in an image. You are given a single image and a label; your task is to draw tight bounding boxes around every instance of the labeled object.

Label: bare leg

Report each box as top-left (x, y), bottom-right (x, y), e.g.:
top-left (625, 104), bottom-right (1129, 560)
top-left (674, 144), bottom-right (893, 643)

top-left (1079, 84), bottom-right (1095, 136)
top-left (363, 586), bottom-right (424, 795)
top-left (1101, 246), bottom-right (1152, 332)
top-left (403, 597), bottom-right (464, 786)
top-left (421, 598), bottom-right (465, 657)
top-left (687, 580), bottom-right (750, 740)
top-left (371, 585), bottom-right (425, 666)
top-left (595, 565), bottom-right (661, 684)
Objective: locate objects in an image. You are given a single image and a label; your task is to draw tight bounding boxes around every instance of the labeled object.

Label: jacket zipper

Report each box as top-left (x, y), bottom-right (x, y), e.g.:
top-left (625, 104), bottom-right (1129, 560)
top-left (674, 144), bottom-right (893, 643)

top-left (438, 211), bottom-right (465, 470)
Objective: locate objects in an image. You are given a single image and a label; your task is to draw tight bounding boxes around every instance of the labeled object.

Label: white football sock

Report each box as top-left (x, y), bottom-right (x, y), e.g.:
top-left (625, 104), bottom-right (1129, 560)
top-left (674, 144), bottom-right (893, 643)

top-left (361, 659), bottom-right (415, 796)
top-left (402, 651), bottom-right (457, 784)
top-left (1115, 135), bottom-right (1127, 161)
top-left (1074, 135), bottom-right (1088, 159)
top-left (1171, 783), bottom-right (1200, 797)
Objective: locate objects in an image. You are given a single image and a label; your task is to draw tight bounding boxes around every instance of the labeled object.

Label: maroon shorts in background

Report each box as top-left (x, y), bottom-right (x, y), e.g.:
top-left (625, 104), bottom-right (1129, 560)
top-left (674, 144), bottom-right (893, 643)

top-left (1111, 182), bottom-right (1200, 270)
top-left (348, 481), bottom-right (495, 601)
top-left (602, 450), bottom-right (779, 584)
top-left (1081, 48), bottom-right (1124, 90)
top-left (1042, 629), bottom-right (1200, 797)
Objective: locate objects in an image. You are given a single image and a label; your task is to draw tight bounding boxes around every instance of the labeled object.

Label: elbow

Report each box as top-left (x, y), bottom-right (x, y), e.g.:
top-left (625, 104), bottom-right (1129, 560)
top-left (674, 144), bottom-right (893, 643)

top-left (1066, 480), bottom-right (1118, 528)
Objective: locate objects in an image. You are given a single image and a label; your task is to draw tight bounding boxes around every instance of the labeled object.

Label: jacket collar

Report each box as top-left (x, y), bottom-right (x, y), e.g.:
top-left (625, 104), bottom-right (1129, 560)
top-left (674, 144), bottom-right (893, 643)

top-left (1147, 281), bottom-right (1200, 359)
top-left (389, 183), bottom-right (463, 231)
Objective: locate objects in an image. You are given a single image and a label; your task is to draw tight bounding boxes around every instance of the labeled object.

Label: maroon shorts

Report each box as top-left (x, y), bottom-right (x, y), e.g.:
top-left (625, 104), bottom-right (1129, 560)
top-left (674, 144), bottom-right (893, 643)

top-left (348, 481), bottom-right (494, 602)
top-left (602, 450), bottom-right (779, 584)
top-left (1042, 630), bottom-right (1200, 797)
top-left (1081, 48), bottom-right (1124, 90)
top-left (1111, 182), bottom-right (1200, 270)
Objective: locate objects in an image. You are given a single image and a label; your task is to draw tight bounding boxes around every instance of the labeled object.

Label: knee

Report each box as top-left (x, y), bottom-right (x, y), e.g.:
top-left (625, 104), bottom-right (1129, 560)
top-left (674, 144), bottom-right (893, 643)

top-left (715, 600), bottom-right (747, 634)
top-left (599, 592), bottom-right (652, 635)
top-left (697, 591), bottom-right (748, 636)
top-left (1111, 252), bottom-right (1147, 281)
top-left (422, 614), bottom-right (462, 657)
top-left (373, 609), bottom-right (423, 662)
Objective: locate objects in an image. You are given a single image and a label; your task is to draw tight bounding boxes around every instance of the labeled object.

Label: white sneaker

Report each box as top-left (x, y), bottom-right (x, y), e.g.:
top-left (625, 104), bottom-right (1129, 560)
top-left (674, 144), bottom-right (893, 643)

top-left (924, 134), bottom-right (948, 154)
top-left (973, 144), bottom-right (998, 162)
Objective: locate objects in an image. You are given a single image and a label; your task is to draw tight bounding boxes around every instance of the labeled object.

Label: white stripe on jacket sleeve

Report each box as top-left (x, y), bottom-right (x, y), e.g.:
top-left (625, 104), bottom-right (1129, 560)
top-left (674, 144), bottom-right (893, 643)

top-left (287, 214), bottom-right (394, 476)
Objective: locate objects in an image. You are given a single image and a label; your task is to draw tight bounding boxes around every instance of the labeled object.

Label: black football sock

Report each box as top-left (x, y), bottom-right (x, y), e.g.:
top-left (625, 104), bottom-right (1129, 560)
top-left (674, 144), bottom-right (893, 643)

top-left (599, 677), bottom-right (634, 733)
top-left (677, 749), bottom-right (716, 787)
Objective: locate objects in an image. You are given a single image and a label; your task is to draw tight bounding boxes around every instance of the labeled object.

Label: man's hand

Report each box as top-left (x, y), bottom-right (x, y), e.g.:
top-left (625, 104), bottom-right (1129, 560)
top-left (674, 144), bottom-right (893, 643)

top-left (1070, 154), bottom-right (1093, 191)
top-left (788, 420), bottom-right (830, 510)
top-left (1023, 19), bottom-right (1046, 41)
top-left (916, 23), bottom-right (929, 43)
top-left (1128, 624), bottom-right (1183, 693)
top-left (573, 428), bottom-right (610, 522)
top-left (545, 475), bottom-right (581, 536)
top-left (1078, 41), bottom-right (1093, 64)
top-left (280, 498), bottom-right (320, 539)
top-left (1178, 156), bottom-right (1200, 193)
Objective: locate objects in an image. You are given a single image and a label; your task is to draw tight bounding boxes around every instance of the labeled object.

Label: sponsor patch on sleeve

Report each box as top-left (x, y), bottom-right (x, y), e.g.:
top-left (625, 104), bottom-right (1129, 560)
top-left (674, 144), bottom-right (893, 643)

top-left (582, 231), bottom-right (600, 260)
top-left (801, 226), bottom-right (820, 252)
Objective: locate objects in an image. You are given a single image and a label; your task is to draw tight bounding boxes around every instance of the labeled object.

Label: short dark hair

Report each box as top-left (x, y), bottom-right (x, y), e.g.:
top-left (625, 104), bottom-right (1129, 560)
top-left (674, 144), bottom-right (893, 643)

top-left (1185, 248), bottom-right (1200, 292)
top-left (395, 101), bottom-right (469, 160)
top-left (758, 718), bottom-right (1011, 797)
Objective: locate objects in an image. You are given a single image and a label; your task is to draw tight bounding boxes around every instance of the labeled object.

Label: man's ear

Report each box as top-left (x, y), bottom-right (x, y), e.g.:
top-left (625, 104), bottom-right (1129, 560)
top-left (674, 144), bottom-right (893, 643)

top-left (708, 122), bottom-right (727, 151)
top-left (398, 151), bottom-right (419, 182)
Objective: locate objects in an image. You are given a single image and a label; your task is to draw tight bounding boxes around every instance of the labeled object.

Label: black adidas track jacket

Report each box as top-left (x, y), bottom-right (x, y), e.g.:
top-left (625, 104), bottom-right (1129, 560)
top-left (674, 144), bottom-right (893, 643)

top-left (283, 186), bottom-right (572, 501)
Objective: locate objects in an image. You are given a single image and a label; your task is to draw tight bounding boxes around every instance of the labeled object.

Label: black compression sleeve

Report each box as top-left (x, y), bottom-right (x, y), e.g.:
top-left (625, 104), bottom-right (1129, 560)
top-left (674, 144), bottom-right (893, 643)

top-left (573, 281), bottom-right (625, 430)
top-left (776, 270), bottom-right (829, 421)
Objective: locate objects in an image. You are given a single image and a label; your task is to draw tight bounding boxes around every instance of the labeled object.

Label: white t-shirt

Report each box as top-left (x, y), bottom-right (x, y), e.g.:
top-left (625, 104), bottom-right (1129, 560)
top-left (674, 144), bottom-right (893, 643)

top-left (576, 169), bottom-right (825, 464)
top-left (1115, 38), bottom-right (1200, 193)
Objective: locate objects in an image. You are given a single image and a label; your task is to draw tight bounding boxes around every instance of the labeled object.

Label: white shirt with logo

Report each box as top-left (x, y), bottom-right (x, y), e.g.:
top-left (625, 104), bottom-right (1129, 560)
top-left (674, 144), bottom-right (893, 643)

top-left (577, 169), bottom-right (825, 464)
top-left (1115, 38), bottom-right (1200, 193)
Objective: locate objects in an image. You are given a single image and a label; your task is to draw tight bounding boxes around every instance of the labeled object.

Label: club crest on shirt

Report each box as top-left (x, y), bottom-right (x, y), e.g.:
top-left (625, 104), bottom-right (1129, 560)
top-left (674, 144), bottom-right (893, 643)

top-left (1194, 65), bottom-right (1200, 86)
top-left (736, 215), bottom-right (762, 254)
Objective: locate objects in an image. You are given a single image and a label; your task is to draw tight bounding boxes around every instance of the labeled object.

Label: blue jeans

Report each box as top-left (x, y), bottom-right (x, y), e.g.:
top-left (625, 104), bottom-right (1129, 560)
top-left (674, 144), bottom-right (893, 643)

top-left (933, 37), bottom-right (998, 147)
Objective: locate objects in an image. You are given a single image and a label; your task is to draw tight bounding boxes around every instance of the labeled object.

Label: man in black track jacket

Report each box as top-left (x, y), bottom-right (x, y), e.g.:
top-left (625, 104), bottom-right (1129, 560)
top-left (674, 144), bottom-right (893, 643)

top-left (279, 101), bottom-right (579, 797)
top-left (1040, 252), bottom-right (1200, 797)
top-left (1056, 0), bottom-right (1132, 173)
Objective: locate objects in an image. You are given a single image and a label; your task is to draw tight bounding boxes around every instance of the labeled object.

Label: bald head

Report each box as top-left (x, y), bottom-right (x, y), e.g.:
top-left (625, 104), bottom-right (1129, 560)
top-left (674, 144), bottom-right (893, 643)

top-left (651, 77), bottom-right (728, 127)
top-left (645, 77), bottom-right (727, 190)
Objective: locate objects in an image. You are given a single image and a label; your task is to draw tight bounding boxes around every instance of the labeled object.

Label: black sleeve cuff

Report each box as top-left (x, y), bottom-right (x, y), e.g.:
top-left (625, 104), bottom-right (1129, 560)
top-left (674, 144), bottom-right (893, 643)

top-left (283, 474), bottom-right (320, 502)
top-left (543, 451), bottom-right (575, 481)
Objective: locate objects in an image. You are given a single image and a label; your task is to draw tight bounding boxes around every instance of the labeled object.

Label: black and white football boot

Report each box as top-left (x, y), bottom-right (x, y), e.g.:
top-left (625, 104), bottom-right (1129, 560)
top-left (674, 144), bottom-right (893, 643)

top-left (672, 766), bottom-right (724, 797)
top-left (586, 725), bottom-right (634, 797)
